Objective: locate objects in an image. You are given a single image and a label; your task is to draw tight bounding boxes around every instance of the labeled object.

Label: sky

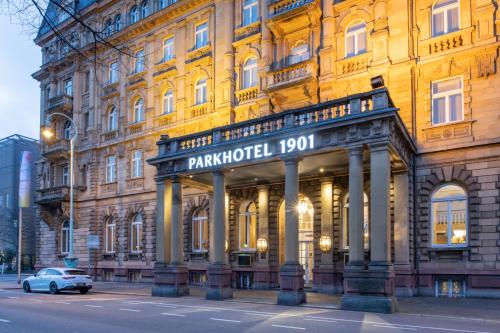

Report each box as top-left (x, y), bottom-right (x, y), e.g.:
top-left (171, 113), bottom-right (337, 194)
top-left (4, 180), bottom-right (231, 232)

top-left (0, 14), bottom-right (40, 140)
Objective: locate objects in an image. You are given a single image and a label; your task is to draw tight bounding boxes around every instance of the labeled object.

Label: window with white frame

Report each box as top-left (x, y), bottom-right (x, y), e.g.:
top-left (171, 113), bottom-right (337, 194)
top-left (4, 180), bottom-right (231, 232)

top-left (141, 1), bottom-right (149, 18)
top-left (61, 220), bottom-right (70, 254)
top-left (242, 57), bottom-right (258, 89)
top-left (163, 89), bottom-right (174, 114)
top-left (63, 121), bottom-right (72, 140)
top-left (432, 77), bottom-right (463, 125)
top-left (345, 21), bottom-right (367, 57)
top-left (4, 194), bottom-right (9, 208)
top-left (130, 214), bottom-right (143, 253)
top-left (431, 184), bottom-right (467, 247)
top-left (195, 78), bottom-right (207, 105)
top-left (109, 61), bottom-right (118, 84)
top-left (108, 106), bottom-right (118, 131)
top-left (105, 218), bottom-right (115, 253)
top-left (62, 166), bottom-right (69, 186)
top-left (342, 192), bottom-right (370, 249)
top-left (104, 19), bottom-right (113, 36)
top-left (114, 14), bottom-right (122, 32)
top-left (64, 78), bottom-right (73, 96)
top-left (289, 42), bottom-right (309, 65)
top-left (192, 208), bottom-right (208, 252)
top-left (134, 98), bottom-right (144, 122)
top-left (163, 37), bottom-right (174, 62)
top-left (432, 0), bottom-right (459, 37)
top-left (238, 201), bottom-right (257, 250)
top-left (195, 22), bottom-right (208, 49)
top-left (130, 6), bottom-right (138, 24)
top-left (243, 0), bottom-right (259, 26)
top-left (106, 155), bottom-right (117, 183)
top-left (131, 150), bottom-right (143, 178)
top-left (134, 49), bottom-right (145, 73)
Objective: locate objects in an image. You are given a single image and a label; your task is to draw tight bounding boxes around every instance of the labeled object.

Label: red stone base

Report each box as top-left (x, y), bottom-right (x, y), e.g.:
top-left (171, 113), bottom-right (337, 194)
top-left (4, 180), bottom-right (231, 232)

top-left (152, 262), bottom-right (189, 297)
top-left (277, 263), bottom-right (306, 305)
top-left (340, 263), bottom-right (397, 313)
top-left (313, 267), bottom-right (343, 294)
top-left (206, 263), bottom-right (233, 300)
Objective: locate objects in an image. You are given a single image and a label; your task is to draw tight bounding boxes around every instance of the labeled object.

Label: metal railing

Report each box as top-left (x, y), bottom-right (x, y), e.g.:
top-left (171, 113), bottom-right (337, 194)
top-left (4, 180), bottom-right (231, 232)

top-left (270, 0), bottom-right (314, 17)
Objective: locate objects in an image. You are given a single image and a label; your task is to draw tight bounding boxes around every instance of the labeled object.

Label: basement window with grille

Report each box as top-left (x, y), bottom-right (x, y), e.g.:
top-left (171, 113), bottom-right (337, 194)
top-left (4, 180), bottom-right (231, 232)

top-left (435, 279), bottom-right (465, 298)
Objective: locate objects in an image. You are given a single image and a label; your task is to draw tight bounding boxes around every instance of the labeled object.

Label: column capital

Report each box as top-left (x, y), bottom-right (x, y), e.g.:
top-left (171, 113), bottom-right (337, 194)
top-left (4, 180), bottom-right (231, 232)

top-left (212, 170), bottom-right (225, 177)
top-left (257, 182), bottom-right (270, 191)
top-left (282, 155), bottom-right (302, 165)
top-left (368, 141), bottom-right (390, 152)
top-left (346, 144), bottom-right (364, 156)
top-left (320, 176), bottom-right (334, 185)
top-left (167, 175), bottom-right (182, 183)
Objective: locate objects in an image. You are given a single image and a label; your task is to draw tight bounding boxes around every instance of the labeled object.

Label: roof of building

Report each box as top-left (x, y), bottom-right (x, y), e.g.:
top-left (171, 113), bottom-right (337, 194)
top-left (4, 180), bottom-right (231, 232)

top-left (0, 134), bottom-right (39, 146)
top-left (37, 0), bottom-right (97, 38)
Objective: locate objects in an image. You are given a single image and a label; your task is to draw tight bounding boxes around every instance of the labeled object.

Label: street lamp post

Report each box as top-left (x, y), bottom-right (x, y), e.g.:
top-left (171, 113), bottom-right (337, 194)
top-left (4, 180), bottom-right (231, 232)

top-left (42, 112), bottom-right (78, 268)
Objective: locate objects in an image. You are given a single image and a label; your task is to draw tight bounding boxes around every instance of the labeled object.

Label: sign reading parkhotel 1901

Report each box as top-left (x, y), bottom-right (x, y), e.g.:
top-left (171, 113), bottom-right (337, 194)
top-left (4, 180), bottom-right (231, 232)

top-left (188, 134), bottom-right (315, 170)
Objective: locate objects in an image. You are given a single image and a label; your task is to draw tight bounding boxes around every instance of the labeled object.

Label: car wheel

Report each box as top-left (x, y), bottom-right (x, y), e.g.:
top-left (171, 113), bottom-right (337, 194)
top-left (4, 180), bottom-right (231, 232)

top-left (49, 282), bottom-right (59, 295)
top-left (23, 281), bottom-right (31, 293)
top-left (79, 288), bottom-right (89, 295)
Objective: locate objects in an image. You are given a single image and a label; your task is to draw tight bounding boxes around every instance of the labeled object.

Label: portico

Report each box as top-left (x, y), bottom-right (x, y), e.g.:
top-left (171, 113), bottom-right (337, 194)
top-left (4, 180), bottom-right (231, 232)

top-left (148, 86), bottom-right (415, 312)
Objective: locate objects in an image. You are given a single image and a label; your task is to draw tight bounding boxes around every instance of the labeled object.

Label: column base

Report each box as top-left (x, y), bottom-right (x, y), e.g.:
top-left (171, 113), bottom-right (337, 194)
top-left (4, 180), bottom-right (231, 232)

top-left (341, 263), bottom-right (397, 313)
top-left (394, 262), bottom-right (415, 297)
top-left (151, 263), bottom-right (189, 297)
top-left (277, 263), bottom-right (306, 306)
top-left (206, 263), bottom-right (233, 300)
top-left (313, 266), bottom-right (343, 294)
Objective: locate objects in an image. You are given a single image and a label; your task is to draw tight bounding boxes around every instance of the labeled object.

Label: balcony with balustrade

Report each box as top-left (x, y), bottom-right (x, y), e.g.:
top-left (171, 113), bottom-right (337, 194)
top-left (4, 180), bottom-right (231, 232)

top-left (267, 0), bottom-right (321, 37)
top-left (36, 186), bottom-right (69, 205)
top-left (42, 139), bottom-right (70, 161)
top-left (45, 94), bottom-right (73, 116)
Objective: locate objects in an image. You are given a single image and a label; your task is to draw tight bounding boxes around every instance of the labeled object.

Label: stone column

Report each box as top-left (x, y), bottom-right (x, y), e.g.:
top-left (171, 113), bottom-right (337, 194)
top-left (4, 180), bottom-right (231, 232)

top-left (152, 177), bottom-right (189, 297)
top-left (253, 185), bottom-right (271, 289)
top-left (277, 158), bottom-right (306, 305)
top-left (347, 146), bottom-right (365, 267)
top-left (315, 178), bottom-right (335, 294)
top-left (394, 171), bottom-right (413, 297)
top-left (206, 171), bottom-right (233, 300)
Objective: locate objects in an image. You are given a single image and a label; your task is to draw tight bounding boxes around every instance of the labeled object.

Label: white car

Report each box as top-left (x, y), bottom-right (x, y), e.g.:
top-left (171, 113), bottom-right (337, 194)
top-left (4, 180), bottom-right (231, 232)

top-left (23, 268), bottom-right (93, 294)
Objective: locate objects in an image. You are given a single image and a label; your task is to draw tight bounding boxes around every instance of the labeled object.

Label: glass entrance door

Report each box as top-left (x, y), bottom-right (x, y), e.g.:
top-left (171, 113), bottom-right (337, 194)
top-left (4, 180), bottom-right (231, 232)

top-left (299, 241), bottom-right (313, 286)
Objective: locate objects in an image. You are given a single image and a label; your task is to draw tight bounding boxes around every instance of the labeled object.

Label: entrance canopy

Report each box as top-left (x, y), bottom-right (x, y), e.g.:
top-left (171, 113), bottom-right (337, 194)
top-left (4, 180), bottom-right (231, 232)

top-left (148, 87), bottom-right (415, 185)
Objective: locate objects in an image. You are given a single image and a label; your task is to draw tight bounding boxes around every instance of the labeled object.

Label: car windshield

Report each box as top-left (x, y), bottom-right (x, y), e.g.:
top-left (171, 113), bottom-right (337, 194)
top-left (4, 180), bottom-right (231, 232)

top-left (64, 270), bottom-right (87, 276)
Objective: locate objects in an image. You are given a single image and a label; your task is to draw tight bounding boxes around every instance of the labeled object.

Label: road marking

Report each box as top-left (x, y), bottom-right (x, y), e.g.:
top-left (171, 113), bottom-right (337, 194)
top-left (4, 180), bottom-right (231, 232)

top-left (304, 316), bottom-right (492, 333)
top-left (196, 308), bottom-right (221, 312)
top-left (0, 319), bottom-right (10, 323)
top-left (7, 297), bottom-right (19, 299)
top-left (373, 325), bottom-right (417, 331)
top-left (304, 318), bottom-right (337, 323)
top-left (30, 299), bottom-right (42, 302)
top-left (120, 308), bottom-right (141, 312)
top-left (161, 313), bottom-right (186, 317)
top-left (156, 304), bottom-right (177, 308)
top-left (54, 301), bottom-right (71, 305)
top-left (244, 312), bottom-right (273, 317)
top-left (210, 318), bottom-right (241, 323)
top-left (84, 305), bottom-right (102, 308)
top-left (271, 324), bottom-right (305, 330)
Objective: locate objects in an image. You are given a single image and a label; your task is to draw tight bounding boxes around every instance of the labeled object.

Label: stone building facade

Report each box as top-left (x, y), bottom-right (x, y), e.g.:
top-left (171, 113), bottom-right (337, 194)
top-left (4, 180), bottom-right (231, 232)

top-left (34, 0), bottom-right (500, 310)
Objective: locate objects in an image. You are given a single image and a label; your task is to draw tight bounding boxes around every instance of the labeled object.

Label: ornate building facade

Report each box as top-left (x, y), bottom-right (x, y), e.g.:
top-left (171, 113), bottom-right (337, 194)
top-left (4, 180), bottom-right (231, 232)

top-left (34, 0), bottom-right (500, 311)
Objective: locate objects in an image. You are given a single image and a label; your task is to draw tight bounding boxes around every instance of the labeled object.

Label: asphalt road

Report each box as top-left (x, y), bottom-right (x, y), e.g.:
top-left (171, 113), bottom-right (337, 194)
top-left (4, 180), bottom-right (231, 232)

top-left (0, 287), bottom-right (499, 333)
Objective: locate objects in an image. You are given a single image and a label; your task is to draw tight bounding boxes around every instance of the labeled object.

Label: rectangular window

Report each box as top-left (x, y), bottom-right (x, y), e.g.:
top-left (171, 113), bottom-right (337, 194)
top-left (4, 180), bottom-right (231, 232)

top-left (106, 222), bottom-right (115, 253)
top-left (431, 77), bottom-right (463, 125)
top-left (62, 166), bottom-right (69, 186)
top-left (131, 150), bottom-right (143, 178)
top-left (163, 37), bottom-right (174, 62)
top-left (192, 217), bottom-right (208, 252)
top-left (195, 22), bottom-right (208, 49)
top-left (436, 279), bottom-right (465, 298)
top-left (134, 49), bottom-right (145, 73)
top-left (109, 61), bottom-right (118, 83)
top-left (64, 79), bottom-right (73, 96)
top-left (432, 0), bottom-right (459, 37)
top-left (106, 155), bottom-right (117, 183)
top-left (0, 194), bottom-right (3, 207)
top-left (243, 0), bottom-right (259, 26)
top-left (83, 71), bottom-right (90, 93)
top-left (5, 194), bottom-right (9, 209)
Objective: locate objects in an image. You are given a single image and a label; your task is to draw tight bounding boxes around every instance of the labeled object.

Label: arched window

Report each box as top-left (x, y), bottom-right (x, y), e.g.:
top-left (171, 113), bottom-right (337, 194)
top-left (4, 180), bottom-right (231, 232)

top-left (239, 201), bottom-right (257, 250)
top-left (141, 1), bottom-right (149, 18)
top-left (105, 218), bottom-right (115, 253)
top-left (129, 5), bottom-right (138, 24)
top-left (114, 14), bottom-right (122, 32)
top-left (104, 19), bottom-right (113, 36)
top-left (345, 21), bottom-right (366, 57)
top-left (61, 220), bottom-right (69, 254)
top-left (242, 57), bottom-right (258, 89)
top-left (342, 192), bottom-right (369, 249)
top-left (192, 208), bottom-right (208, 252)
top-left (243, 0), bottom-right (259, 26)
top-left (133, 98), bottom-right (144, 122)
top-left (195, 78), bottom-right (207, 105)
top-left (63, 121), bottom-right (72, 140)
top-left (163, 89), bottom-right (174, 114)
top-left (107, 106), bottom-right (117, 131)
top-left (431, 184), bottom-right (467, 247)
top-left (289, 42), bottom-right (309, 65)
top-left (130, 214), bottom-right (143, 253)
top-left (432, 0), bottom-right (459, 37)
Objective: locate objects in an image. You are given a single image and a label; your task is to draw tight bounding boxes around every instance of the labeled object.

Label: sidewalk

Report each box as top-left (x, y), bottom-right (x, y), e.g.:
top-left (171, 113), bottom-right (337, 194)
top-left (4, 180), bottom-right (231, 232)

top-left (3, 278), bottom-right (500, 321)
